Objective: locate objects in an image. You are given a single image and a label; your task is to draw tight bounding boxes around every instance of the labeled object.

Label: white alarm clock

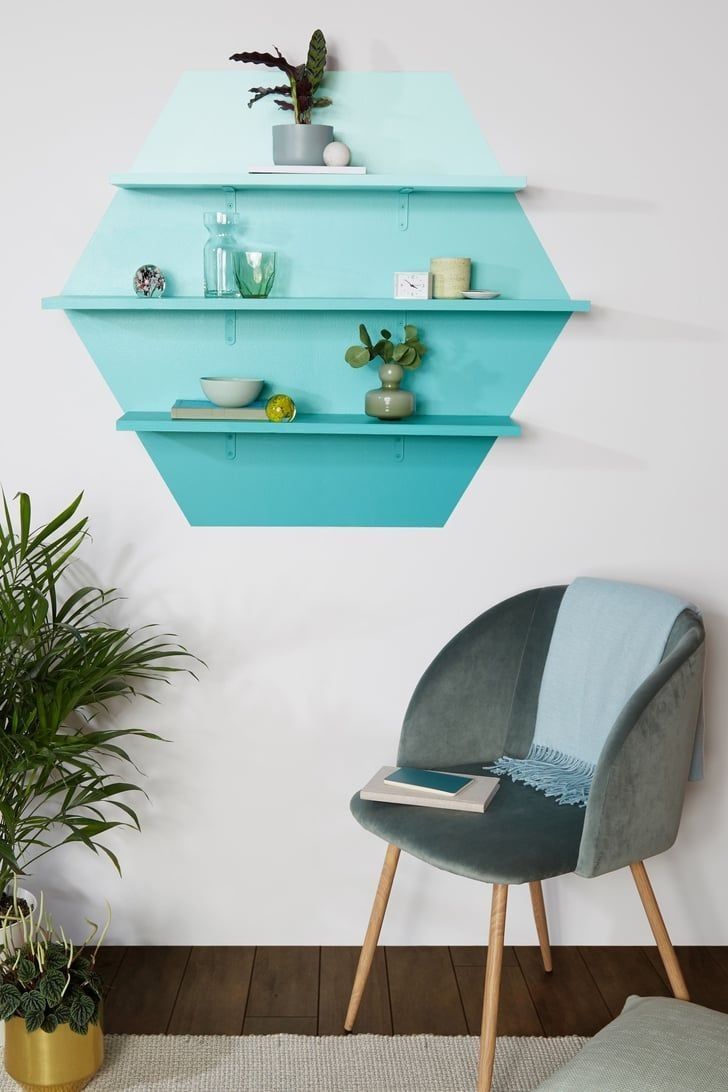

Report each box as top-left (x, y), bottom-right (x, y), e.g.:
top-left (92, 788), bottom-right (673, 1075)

top-left (393, 272), bottom-right (433, 300)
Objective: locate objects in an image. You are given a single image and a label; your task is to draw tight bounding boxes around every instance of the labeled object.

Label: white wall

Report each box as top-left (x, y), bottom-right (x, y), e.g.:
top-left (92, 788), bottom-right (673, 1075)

top-left (2, 0), bottom-right (726, 945)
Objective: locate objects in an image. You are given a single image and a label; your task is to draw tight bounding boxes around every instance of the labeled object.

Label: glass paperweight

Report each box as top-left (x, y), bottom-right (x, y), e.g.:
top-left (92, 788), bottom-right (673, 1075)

top-left (203, 211), bottom-right (243, 297)
top-left (133, 264), bottom-right (166, 297)
top-left (265, 394), bottom-right (297, 423)
top-left (235, 251), bottom-right (277, 299)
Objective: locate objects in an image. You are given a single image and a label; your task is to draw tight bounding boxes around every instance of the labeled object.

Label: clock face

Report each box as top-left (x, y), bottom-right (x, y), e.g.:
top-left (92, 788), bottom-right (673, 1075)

top-left (394, 272), bottom-right (432, 300)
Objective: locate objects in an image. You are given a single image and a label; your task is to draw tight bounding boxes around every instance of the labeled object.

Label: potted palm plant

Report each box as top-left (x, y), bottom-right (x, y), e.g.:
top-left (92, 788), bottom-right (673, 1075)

top-left (230, 29), bottom-right (333, 166)
top-left (0, 491), bottom-right (195, 924)
top-left (1, 896), bottom-right (108, 1092)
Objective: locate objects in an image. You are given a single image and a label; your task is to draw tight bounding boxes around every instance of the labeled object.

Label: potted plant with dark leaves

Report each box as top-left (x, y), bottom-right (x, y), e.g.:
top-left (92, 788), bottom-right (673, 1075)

top-left (0, 895), bottom-right (109, 1092)
top-left (0, 491), bottom-right (196, 944)
top-left (345, 324), bottom-right (427, 420)
top-left (230, 29), bottom-right (333, 166)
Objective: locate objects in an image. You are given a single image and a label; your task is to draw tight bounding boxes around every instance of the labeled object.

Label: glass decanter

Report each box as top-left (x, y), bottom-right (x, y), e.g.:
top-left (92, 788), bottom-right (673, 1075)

top-left (203, 211), bottom-right (243, 297)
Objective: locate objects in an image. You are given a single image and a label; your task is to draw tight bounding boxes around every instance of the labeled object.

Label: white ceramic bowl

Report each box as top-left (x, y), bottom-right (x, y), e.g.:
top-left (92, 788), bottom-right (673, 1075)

top-left (200, 377), bottom-right (263, 408)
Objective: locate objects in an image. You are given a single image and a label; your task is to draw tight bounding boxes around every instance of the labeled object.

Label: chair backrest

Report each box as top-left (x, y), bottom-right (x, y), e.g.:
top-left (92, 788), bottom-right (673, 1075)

top-left (397, 584), bottom-right (704, 770)
top-left (398, 586), bottom-right (566, 768)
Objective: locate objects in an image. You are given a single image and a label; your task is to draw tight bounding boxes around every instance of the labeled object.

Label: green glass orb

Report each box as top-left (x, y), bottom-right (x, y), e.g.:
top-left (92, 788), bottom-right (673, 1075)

top-left (265, 394), bottom-right (297, 423)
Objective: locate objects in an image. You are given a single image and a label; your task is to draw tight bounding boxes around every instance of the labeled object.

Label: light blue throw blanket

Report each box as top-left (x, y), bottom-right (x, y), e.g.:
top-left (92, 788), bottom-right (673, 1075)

top-left (489, 578), bottom-right (703, 807)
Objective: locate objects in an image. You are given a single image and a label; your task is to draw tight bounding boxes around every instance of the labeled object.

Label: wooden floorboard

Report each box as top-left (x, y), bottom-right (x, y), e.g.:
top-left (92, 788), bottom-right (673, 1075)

top-left (644, 946), bottom-right (728, 1012)
top-left (449, 945), bottom-right (518, 968)
top-left (243, 946), bottom-right (320, 1035)
top-left (168, 947), bottom-right (255, 1035)
top-left (244, 1016), bottom-right (318, 1035)
top-left (579, 946), bottom-right (670, 1017)
top-left (455, 963), bottom-right (543, 1036)
top-left (96, 945), bottom-right (728, 1035)
top-left (515, 946), bottom-right (612, 1036)
top-left (449, 946), bottom-right (542, 1035)
top-left (319, 946), bottom-right (392, 1035)
top-left (386, 946), bottom-right (467, 1035)
top-left (93, 945), bottom-right (126, 1000)
top-left (707, 947), bottom-right (728, 978)
top-left (103, 947), bottom-right (191, 1034)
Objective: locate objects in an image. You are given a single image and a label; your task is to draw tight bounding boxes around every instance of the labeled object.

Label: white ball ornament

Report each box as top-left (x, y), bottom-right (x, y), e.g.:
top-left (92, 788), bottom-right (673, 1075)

top-left (323, 141), bottom-right (352, 167)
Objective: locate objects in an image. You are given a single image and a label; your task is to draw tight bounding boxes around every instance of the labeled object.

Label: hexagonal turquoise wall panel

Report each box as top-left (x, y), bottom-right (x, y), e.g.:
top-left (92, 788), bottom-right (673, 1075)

top-left (44, 72), bottom-right (588, 527)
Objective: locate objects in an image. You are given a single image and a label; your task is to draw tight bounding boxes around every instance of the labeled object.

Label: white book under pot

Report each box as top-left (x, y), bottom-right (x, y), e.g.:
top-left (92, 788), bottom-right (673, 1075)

top-left (248, 165), bottom-right (367, 175)
top-left (360, 766), bottom-right (500, 814)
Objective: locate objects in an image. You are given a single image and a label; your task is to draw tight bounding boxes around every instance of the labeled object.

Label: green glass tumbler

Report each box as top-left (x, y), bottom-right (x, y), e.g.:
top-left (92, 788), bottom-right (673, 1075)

top-left (234, 251), bottom-right (277, 298)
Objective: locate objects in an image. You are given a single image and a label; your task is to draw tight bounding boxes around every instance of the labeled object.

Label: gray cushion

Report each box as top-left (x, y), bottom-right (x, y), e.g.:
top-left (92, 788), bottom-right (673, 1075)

top-left (350, 768), bottom-right (585, 884)
top-left (535, 995), bottom-right (728, 1092)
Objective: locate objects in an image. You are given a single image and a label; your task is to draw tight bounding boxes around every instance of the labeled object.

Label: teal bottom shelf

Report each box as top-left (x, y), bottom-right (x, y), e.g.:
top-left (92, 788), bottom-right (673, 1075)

top-left (137, 430), bottom-right (498, 527)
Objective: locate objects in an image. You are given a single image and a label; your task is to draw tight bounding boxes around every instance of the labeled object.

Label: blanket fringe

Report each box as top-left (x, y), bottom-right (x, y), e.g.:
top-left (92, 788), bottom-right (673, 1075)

top-left (487, 743), bottom-right (595, 807)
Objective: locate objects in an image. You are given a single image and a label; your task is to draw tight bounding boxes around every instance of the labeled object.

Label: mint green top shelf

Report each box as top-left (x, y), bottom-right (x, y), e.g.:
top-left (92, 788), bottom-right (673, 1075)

top-left (110, 173), bottom-right (527, 193)
top-left (44, 296), bottom-right (590, 313)
top-left (117, 412), bottom-right (521, 438)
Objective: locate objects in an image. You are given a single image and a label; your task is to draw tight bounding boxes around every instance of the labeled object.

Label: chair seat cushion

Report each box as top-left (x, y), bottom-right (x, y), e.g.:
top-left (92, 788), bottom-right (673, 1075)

top-left (535, 995), bottom-right (728, 1091)
top-left (350, 768), bottom-right (585, 884)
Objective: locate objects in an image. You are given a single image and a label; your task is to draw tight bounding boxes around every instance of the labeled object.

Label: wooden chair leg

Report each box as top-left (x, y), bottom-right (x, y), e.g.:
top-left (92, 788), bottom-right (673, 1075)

top-left (344, 843), bottom-right (400, 1031)
top-left (529, 881), bottom-right (553, 973)
top-left (477, 884), bottom-right (509, 1092)
top-left (630, 860), bottom-right (689, 1001)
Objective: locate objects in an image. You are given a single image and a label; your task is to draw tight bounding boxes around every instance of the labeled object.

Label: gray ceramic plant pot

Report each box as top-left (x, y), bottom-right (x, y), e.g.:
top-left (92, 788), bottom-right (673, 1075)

top-left (365, 362), bottom-right (415, 421)
top-left (272, 124), bottom-right (334, 167)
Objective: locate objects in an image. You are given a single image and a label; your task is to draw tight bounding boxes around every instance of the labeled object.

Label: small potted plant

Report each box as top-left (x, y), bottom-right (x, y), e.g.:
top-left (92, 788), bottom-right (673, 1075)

top-left (230, 30), bottom-right (333, 166)
top-left (1, 897), bottom-right (108, 1092)
top-left (345, 324), bottom-right (427, 420)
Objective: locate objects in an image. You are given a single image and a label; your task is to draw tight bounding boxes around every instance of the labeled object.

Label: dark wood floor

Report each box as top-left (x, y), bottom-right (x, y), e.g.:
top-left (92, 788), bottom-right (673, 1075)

top-left (96, 946), bottom-right (728, 1036)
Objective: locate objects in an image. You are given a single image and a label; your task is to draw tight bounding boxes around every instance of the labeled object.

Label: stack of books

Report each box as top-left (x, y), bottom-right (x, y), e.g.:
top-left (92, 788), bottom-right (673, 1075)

top-left (359, 766), bottom-right (500, 813)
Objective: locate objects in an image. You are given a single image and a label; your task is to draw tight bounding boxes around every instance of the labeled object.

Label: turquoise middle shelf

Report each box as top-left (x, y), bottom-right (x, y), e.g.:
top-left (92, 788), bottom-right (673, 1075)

top-left (43, 296), bottom-right (590, 313)
top-left (117, 412), bottom-right (520, 437)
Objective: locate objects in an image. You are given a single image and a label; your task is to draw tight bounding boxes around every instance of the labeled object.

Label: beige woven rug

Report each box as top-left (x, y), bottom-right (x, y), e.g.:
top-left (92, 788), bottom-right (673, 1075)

top-left (2, 1034), bottom-right (587, 1091)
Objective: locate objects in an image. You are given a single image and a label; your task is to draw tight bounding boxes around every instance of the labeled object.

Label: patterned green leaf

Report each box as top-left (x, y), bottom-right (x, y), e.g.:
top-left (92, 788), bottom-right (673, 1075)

top-left (16, 957), bottom-right (37, 985)
top-left (45, 948), bottom-right (68, 969)
top-left (24, 1008), bottom-right (45, 1033)
top-left (305, 30), bottom-right (327, 92)
top-left (69, 992), bottom-right (95, 1029)
top-left (358, 324), bottom-right (372, 349)
top-left (0, 983), bottom-right (21, 1020)
top-left (19, 990), bottom-right (45, 1018)
top-left (42, 1011), bottom-right (59, 1034)
top-left (39, 969), bottom-right (66, 1008)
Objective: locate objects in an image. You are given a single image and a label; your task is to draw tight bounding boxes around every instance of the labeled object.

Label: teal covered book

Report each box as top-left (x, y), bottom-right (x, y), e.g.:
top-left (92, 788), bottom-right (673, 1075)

top-left (383, 767), bottom-right (473, 796)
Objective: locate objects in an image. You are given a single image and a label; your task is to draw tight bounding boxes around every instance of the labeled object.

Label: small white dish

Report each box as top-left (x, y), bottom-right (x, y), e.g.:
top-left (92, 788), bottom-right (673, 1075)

top-left (461, 290), bottom-right (501, 300)
top-left (200, 377), bottom-right (263, 407)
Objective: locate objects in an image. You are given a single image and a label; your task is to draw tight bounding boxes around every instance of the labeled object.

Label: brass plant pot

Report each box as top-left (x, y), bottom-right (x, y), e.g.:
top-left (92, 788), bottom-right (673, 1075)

top-left (4, 1018), bottom-right (103, 1092)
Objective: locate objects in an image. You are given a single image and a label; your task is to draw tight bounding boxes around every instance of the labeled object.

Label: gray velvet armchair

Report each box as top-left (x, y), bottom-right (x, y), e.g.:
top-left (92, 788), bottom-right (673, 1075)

top-left (345, 585), bottom-right (705, 1092)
